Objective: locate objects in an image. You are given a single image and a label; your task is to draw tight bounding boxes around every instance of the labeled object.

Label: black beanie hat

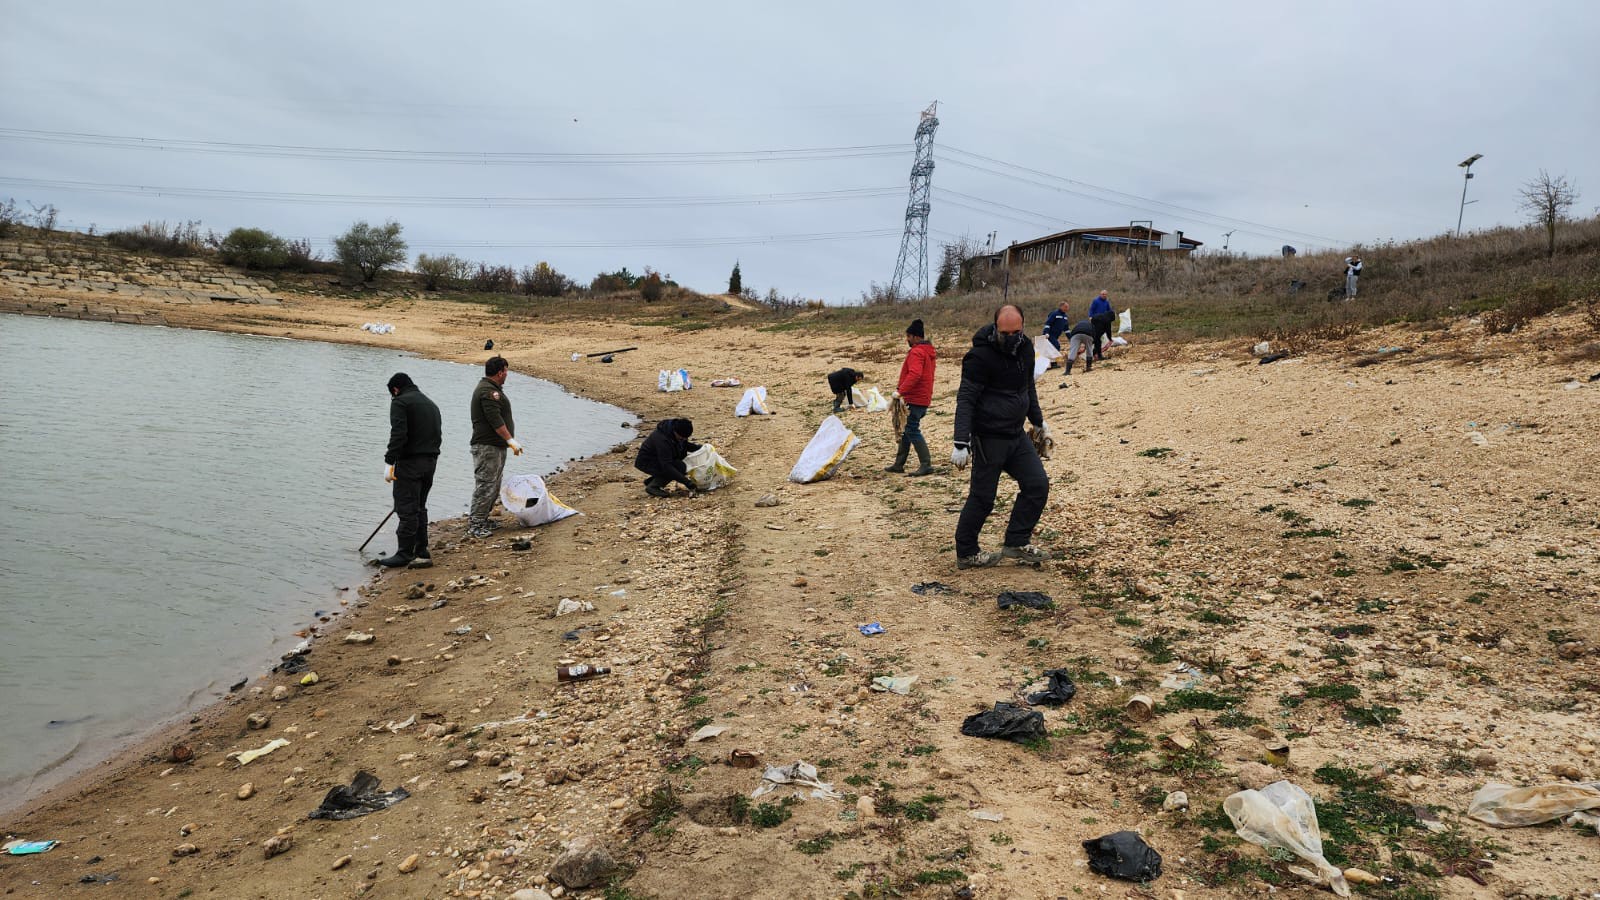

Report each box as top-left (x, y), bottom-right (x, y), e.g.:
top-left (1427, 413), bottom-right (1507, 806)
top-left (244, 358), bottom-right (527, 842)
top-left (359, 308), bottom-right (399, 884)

top-left (387, 372), bottom-right (414, 391)
top-left (906, 318), bottom-right (925, 338)
top-left (675, 419), bottom-right (694, 439)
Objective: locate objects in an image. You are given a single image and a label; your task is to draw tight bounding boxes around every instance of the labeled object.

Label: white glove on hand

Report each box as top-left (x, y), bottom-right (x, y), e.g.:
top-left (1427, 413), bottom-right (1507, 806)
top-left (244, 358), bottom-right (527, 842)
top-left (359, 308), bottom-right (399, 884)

top-left (384, 465), bottom-right (396, 483)
top-left (951, 443), bottom-right (970, 469)
top-left (1039, 422), bottom-right (1053, 442)
top-left (507, 438), bottom-right (524, 456)
top-left (892, 390), bottom-right (901, 399)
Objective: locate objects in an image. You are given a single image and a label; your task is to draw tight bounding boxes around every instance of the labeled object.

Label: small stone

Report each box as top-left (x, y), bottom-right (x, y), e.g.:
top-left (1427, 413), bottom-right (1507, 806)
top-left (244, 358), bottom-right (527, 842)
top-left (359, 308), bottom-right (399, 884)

top-left (1162, 734), bottom-right (1195, 752)
top-left (856, 796), bottom-right (875, 819)
top-left (1405, 775), bottom-right (1426, 791)
top-left (1248, 725), bottom-right (1276, 740)
top-left (387, 655), bottom-right (402, 666)
top-left (271, 685), bottom-right (290, 701)
top-left (179, 823), bottom-right (197, 836)
top-left (1133, 578), bottom-right (1161, 598)
top-left (263, 834), bottom-right (292, 858)
top-left (510, 891), bottom-right (554, 900)
top-left (237, 782), bottom-right (255, 800)
top-left (332, 855), bottom-right (353, 870)
top-left (549, 836), bottom-right (616, 889)
top-left (448, 759), bottom-right (470, 770)
top-left (1063, 756), bottom-right (1093, 775)
top-left (754, 494), bottom-right (780, 508)
top-left (1343, 867), bottom-right (1381, 885)
top-left (170, 743), bottom-right (193, 763)
top-left (344, 631), bottom-right (375, 644)
top-left (792, 576), bottom-right (807, 588)
top-left (1163, 791), bottom-right (1189, 811)
top-left (398, 853), bottom-right (421, 873)
top-left (172, 843), bottom-right (199, 857)
top-left (1474, 751), bottom-right (1498, 770)
top-left (246, 712), bottom-right (271, 730)
top-left (1551, 764), bottom-right (1584, 781)
top-left (147, 877), bottom-right (161, 884)
top-left (1237, 762), bottom-right (1280, 791)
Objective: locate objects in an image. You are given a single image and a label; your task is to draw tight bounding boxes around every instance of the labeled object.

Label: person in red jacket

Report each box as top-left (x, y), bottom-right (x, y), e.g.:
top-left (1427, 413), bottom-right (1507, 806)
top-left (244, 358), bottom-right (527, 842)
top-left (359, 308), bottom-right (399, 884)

top-left (886, 318), bottom-right (937, 476)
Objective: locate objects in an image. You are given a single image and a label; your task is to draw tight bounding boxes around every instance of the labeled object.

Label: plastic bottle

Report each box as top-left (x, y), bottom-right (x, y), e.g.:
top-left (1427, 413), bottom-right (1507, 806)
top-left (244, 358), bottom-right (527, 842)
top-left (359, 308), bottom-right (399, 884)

top-left (556, 664), bottom-right (611, 682)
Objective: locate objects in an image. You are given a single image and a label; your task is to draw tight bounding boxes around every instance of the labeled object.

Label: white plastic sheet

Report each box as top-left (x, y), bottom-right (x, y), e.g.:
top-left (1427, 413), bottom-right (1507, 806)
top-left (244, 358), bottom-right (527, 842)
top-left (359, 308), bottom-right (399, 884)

top-left (1468, 781), bottom-right (1600, 827)
top-left (1224, 781), bottom-right (1350, 897)
top-left (864, 386), bottom-right (890, 412)
top-left (789, 415), bottom-right (860, 483)
top-left (1033, 355), bottom-right (1051, 381)
top-left (683, 443), bottom-right (737, 491)
top-left (500, 473), bottom-right (580, 527)
top-left (1033, 334), bottom-right (1062, 361)
top-left (1118, 308), bottom-right (1133, 334)
top-left (735, 386), bottom-right (771, 417)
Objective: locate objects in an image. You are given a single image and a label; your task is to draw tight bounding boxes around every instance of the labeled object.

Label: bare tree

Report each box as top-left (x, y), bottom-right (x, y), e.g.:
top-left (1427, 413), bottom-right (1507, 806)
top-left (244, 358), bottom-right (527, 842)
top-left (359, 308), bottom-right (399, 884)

top-left (1518, 169), bottom-right (1579, 259)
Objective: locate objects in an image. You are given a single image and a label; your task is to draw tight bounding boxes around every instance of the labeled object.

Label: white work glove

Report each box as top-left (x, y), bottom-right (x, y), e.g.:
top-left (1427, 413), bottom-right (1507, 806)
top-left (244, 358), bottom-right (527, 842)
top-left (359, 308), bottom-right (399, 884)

top-left (507, 438), bottom-right (524, 456)
top-left (384, 465), bottom-right (396, 483)
top-left (892, 390), bottom-right (901, 399)
top-left (951, 443), bottom-right (970, 469)
top-left (1039, 422), bottom-right (1053, 442)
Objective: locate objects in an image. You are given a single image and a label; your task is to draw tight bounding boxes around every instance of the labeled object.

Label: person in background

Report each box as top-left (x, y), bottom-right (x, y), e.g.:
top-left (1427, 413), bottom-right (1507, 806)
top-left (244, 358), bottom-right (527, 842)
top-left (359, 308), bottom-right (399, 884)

top-left (1042, 299), bottom-right (1071, 351)
top-left (468, 355), bottom-right (522, 538)
top-left (1344, 255), bottom-right (1363, 299)
top-left (827, 367), bottom-right (865, 412)
top-left (887, 318), bottom-right (936, 477)
top-left (379, 372), bottom-right (442, 568)
top-left (951, 305), bottom-right (1052, 569)
top-left (634, 418), bottom-right (701, 497)
top-left (1063, 318), bottom-right (1098, 375)
top-left (1088, 290), bottom-right (1115, 360)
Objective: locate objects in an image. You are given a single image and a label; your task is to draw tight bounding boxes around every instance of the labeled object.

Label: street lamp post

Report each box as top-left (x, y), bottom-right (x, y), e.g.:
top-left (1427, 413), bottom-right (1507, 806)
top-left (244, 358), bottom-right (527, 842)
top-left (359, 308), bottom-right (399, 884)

top-left (1456, 154), bottom-right (1483, 237)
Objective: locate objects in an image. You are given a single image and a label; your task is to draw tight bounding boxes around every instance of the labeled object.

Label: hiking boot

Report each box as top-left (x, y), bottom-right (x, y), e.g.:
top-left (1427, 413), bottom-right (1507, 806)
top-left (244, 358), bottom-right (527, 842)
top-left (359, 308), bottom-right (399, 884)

top-left (884, 462), bottom-right (906, 473)
top-left (407, 553), bottom-right (434, 569)
top-left (377, 551), bottom-right (414, 568)
top-left (1001, 544), bottom-right (1049, 564)
top-left (467, 524), bottom-right (493, 539)
top-left (956, 550), bottom-right (1003, 570)
top-left (645, 485), bottom-right (671, 498)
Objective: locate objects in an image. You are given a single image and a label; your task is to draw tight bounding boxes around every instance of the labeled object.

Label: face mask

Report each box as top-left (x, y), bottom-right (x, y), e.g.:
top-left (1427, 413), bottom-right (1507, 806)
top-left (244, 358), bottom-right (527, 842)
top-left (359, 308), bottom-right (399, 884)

top-left (999, 331), bottom-right (1026, 355)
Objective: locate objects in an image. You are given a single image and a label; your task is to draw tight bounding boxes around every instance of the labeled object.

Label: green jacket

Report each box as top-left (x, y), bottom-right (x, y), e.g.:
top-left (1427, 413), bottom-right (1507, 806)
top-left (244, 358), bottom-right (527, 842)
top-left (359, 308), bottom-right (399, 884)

top-left (386, 385), bottom-right (443, 463)
top-left (470, 377), bottom-right (514, 446)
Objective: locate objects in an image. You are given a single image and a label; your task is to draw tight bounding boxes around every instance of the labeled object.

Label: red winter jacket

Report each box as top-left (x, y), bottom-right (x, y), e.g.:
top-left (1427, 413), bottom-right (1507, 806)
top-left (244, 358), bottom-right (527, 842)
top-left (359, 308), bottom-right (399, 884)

top-left (896, 340), bottom-right (937, 407)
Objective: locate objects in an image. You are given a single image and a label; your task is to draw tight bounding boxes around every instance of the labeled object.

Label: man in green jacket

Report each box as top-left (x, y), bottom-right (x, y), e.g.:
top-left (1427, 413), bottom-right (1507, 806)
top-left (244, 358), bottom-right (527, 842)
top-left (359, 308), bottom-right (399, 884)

top-left (468, 356), bottom-right (523, 538)
top-left (381, 373), bottom-right (443, 568)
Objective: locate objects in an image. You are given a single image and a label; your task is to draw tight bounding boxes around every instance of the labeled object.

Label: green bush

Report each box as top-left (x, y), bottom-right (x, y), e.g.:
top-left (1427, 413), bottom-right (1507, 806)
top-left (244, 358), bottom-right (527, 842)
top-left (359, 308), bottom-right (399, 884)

top-left (521, 261), bottom-right (571, 297)
top-left (640, 269), bottom-right (664, 302)
top-left (219, 227), bottom-right (288, 269)
top-left (333, 220), bottom-right (406, 283)
top-left (414, 253), bottom-right (468, 290)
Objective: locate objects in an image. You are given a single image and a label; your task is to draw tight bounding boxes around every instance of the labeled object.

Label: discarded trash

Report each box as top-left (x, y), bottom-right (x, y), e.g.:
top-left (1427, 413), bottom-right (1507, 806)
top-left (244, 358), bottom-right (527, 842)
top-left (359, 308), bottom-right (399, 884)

top-left (871, 675), bottom-right (918, 695)
top-left (688, 724), bottom-right (729, 742)
top-left (1118, 308), bottom-right (1133, 334)
top-left (1163, 791), bottom-right (1190, 811)
top-left (863, 386), bottom-right (891, 412)
top-left (711, 378), bottom-right (743, 387)
top-left (1467, 780), bottom-right (1600, 827)
top-left (4, 840), bottom-right (57, 855)
top-left (276, 653), bottom-right (310, 675)
top-left (447, 625), bottom-right (473, 636)
top-left (237, 738), bottom-right (290, 765)
top-left (360, 322), bottom-right (395, 334)
top-left (684, 443), bottom-right (738, 491)
top-left (556, 664), bottom-right (612, 682)
top-left (1225, 781), bottom-right (1350, 896)
top-left (754, 493), bottom-right (781, 508)
top-left (1024, 669), bottom-right (1077, 707)
top-left (960, 702), bottom-right (1046, 743)
top-left (299, 671), bottom-right (320, 686)
top-left (789, 415), bottom-right (861, 483)
top-left (657, 368), bottom-right (692, 392)
top-left (511, 539), bottom-right (532, 551)
top-left (910, 581), bottom-right (953, 596)
top-left (1159, 664), bottom-right (1204, 691)
top-left (1083, 831), bottom-right (1162, 882)
top-left (1253, 341), bottom-right (1272, 357)
top-left (970, 809), bottom-right (1005, 822)
top-left (858, 622), bottom-right (886, 636)
top-left (752, 760), bottom-right (840, 800)
top-left (570, 352), bottom-right (582, 362)
top-left (1259, 352), bottom-right (1289, 365)
top-left (1263, 743), bottom-right (1291, 767)
top-left (997, 591), bottom-right (1053, 610)
top-left (1468, 431), bottom-right (1490, 447)
top-left (729, 749), bottom-right (761, 769)
top-left (501, 473), bottom-right (580, 527)
top-left (1125, 695), bottom-right (1155, 721)
top-left (307, 771), bottom-right (411, 821)
top-left (555, 598), bottom-right (596, 617)
top-left (735, 386), bottom-right (771, 416)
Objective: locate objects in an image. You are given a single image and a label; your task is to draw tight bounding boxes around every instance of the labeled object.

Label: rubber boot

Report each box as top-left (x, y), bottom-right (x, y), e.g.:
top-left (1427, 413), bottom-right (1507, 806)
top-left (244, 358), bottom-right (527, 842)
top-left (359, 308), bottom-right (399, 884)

top-left (885, 438), bottom-right (909, 473)
top-left (908, 435), bottom-right (934, 476)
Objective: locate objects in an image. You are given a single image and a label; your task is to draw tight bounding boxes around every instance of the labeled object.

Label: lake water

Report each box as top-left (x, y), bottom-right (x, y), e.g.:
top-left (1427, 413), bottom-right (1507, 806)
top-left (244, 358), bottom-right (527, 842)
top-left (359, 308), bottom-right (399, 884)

top-left (0, 315), bottom-right (636, 813)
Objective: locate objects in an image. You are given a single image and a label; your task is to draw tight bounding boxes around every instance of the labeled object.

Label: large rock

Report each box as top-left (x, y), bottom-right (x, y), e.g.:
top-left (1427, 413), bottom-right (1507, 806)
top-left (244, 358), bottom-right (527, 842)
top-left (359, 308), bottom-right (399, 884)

top-left (549, 836), bottom-right (616, 889)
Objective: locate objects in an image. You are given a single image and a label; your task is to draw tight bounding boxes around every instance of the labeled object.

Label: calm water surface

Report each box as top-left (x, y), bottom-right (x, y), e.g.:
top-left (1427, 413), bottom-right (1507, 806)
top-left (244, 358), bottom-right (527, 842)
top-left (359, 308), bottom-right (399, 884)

top-left (0, 315), bottom-right (635, 812)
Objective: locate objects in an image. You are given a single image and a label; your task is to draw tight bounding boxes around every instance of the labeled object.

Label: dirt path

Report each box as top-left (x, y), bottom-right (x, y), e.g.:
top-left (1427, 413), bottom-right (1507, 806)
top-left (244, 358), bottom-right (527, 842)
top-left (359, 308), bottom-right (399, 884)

top-left (2, 289), bottom-right (1597, 899)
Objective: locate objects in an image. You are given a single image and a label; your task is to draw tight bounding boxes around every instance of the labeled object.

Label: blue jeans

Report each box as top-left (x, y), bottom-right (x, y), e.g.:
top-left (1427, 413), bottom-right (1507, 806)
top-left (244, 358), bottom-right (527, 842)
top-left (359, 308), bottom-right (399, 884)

top-left (901, 404), bottom-right (927, 445)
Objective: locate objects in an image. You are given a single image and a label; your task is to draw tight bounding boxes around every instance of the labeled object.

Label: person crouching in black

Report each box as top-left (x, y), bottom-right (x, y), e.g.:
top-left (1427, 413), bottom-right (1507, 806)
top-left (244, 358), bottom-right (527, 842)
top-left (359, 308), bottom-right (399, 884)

top-left (635, 418), bottom-right (701, 497)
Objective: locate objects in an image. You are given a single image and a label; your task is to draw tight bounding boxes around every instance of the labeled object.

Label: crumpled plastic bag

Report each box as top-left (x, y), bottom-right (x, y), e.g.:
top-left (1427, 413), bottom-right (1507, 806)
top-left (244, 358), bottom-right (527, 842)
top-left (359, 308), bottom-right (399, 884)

top-left (684, 443), bottom-right (737, 491)
top-left (1082, 830), bottom-right (1162, 881)
top-left (864, 386), bottom-right (890, 412)
top-left (1224, 781), bottom-right (1350, 897)
top-left (1467, 781), bottom-right (1600, 827)
top-left (307, 771), bottom-right (411, 820)
top-left (997, 591), bottom-right (1053, 610)
top-left (1025, 669), bottom-right (1077, 707)
top-left (960, 702), bottom-right (1046, 743)
top-left (751, 760), bottom-right (839, 800)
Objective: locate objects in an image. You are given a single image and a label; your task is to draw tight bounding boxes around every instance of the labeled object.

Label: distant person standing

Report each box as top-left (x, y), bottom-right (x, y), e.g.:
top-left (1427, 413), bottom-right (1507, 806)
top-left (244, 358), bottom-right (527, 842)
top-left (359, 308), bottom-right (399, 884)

top-left (1042, 300), bottom-right (1072, 351)
top-left (827, 367), bottom-right (865, 412)
top-left (887, 318), bottom-right (936, 476)
top-left (1344, 255), bottom-right (1363, 299)
top-left (379, 373), bottom-right (442, 568)
top-left (468, 356), bottom-right (522, 538)
top-left (1088, 290), bottom-right (1114, 360)
top-left (951, 304), bottom-right (1052, 569)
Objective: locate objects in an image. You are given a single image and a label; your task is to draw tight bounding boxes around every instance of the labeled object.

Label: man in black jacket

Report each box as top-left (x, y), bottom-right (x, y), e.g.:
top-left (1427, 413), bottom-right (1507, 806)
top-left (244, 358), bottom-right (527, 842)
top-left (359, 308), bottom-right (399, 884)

top-left (635, 418), bottom-right (702, 497)
top-left (951, 305), bottom-right (1052, 569)
top-left (827, 367), bottom-right (865, 412)
top-left (381, 373), bottom-right (443, 568)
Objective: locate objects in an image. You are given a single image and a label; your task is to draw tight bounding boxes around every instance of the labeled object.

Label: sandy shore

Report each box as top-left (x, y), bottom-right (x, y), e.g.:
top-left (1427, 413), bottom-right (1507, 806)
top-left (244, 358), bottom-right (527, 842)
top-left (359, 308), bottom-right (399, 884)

top-left (2, 288), bottom-right (1599, 898)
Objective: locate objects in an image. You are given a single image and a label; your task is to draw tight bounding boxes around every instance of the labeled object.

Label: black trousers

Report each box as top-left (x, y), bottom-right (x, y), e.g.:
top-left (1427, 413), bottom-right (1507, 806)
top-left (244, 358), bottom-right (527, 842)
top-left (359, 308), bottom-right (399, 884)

top-left (393, 455), bottom-right (437, 556)
top-left (955, 433), bottom-right (1049, 558)
top-left (1091, 313), bottom-right (1114, 359)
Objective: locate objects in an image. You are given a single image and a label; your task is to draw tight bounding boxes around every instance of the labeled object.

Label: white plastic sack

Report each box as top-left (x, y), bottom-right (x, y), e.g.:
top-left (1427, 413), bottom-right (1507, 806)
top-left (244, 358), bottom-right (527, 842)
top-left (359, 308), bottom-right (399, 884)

top-left (1118, 308), bottom-right (1133, 334)
top-left (1033, 356), bottom-right (1051, 381)
top-left (657, 370), bottom-right (670, 391)
top-left (735, 386), bottom-right (771, 417)
top-left (1468, 781), bottom-right (1600, 827)
top-left (789, 415), bottom-right (861, 483)
top-left (500, 473), bottom-right (580, 527)
top-left (1224, 781), bottom-right (1350, 897)
top-left (1033, 335), bottom-right (1062, 361)
top-left (864, 386), bottom-right (890, 412)
top-left (684, 443), bottom-right (737, 491)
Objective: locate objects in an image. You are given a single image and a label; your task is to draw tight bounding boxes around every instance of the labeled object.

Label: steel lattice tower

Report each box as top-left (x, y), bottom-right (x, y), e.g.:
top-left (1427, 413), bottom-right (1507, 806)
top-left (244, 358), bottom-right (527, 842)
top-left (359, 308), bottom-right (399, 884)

top-left (890, 101), bottom-right (939, 300)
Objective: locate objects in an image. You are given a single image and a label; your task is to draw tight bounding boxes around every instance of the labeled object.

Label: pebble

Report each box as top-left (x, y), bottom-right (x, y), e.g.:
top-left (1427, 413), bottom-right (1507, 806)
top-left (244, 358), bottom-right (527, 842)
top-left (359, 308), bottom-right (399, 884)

top-left (1237, 762), bottom-right (1280, 791)
top-left (1063, 756), bottom-right (1094, 775)
top-left (263, 834), bottom-right (292, 858)
top-left (271, 685), bottom-right (290, 701)
top-left (755, 494), bottom-right (780, 508)
top-left (333, 855), bottom-right (352, 870)
top-left (345, 631), bottom-right (375, 644)
top-left (448, 759), bottom-right (470, 770)
top-left (1163, 791), bottom-right (1189, 811)
top-left (398, 853), bottom-right (421, 873)
top-left (1474, 751), bottom-right (1498, 770)
top-left (237, 782), bottom-right (255, 800)
top-left (172, 843), bottom-right (198, 857)
top-left (1551, 764), bottom-right (1585, 781)
top-left (387, 654), bottom-right (402, 666)
top-left (1343, 867), bottom-right (1381, 885)
top-left (511, 891), bottom-right (554, 900)
top-left (856, 796), bottom-right (875, 819)
top-left (246, 712), bottom-right (271, 730)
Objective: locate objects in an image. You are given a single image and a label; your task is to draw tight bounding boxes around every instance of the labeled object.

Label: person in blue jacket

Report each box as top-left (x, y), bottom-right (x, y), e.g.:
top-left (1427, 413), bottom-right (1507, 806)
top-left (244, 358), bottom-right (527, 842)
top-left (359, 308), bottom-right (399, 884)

top-left (1088, 290), bottom-right (1115, 360)
top-left (1042, 300), bottom-right (1071, 350)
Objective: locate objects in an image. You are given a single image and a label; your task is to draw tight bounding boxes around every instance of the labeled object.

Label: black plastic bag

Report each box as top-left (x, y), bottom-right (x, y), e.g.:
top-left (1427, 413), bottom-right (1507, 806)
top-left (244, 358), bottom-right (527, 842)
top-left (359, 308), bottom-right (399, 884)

top-left (1082, 830), bottom-right (1162, 881)
top-left (960, 702), bottom-right (1046, 743)
top-left (996, 591), bottom-right (1053, 610)
top-left (1025, 669), bottom-right (1077, 707)
top-left (308, 771), bottom-right (411, 821)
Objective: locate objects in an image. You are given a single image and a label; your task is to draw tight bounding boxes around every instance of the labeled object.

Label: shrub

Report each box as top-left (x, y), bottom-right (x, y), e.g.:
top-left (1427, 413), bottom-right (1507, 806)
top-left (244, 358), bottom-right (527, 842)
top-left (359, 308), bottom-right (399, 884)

top-left (1483, 279), bottom-right (1571, 333)
top-left (106, 220), bottom-right (209, 257)
top-left (727, 261), bottom-right (742, 295)
top-left (219, 227), bottom-right (288, 269)
top-left (590, 268), bottom-right (638, 294)
top-left (469, 262), bottom-right (519, 293)
top-left (414, 253), bottom-right (468, 290)
top-left (0, 197), bottom-right (19, 238)
top-left (521, 261), bottom-right (570, 297)
top-left (333, 220), bottom-right (406, 283)
top-left (639, 269), bottom-right (664, 302)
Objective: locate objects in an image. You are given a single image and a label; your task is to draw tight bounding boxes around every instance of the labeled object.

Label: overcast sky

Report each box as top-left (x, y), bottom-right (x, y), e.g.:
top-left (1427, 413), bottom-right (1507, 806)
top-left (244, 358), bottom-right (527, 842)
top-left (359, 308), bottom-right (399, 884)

top-left (3, 1), bottom-right (1596, 301)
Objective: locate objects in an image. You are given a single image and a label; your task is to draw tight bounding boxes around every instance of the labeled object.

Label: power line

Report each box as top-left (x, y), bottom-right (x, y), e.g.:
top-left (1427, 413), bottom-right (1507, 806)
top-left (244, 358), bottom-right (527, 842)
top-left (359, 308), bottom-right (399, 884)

top-left (936, 188), bottom-right (1078, 228)
top-left (297, 228), bottom-right (903, 250)
top-left (0, 175), bottom-right (901, 209)
top-left (0, 128), bottom-right (909, 167)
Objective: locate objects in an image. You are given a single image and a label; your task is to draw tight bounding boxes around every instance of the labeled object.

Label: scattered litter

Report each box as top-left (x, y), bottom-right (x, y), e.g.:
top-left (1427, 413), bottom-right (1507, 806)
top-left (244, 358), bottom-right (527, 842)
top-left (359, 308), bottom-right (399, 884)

top-left (752, 760), bottom-right (840, 800)
top-left (1467, 780), bottom-right (1600, 827)
top-left (1024, 669), bottom-right (1077, 707)
top-left (447, 626), bottom-right (473, 636)
top-left (570, 352), bottom-right (582, 362)
top-left (871, 675), bottom-right (918, 695)
top-left (969, 809), bottom-right (1005, 822)
top-left (960, 702), bottom-right (1046, 743)
top-left (729, 749), bottom-right (761, 768)
top-left (1259, 352), bottom-right (1289, 365)
top-left (555, 598), bottom-right (596, 617)
top-left (764, 524), bottom-right (786, 531)
top-left (711, 378), bottom-right (743, 387)
top-left (360, 322), bottom-right (395, 334)
top-left (275, 654), bottom-right (310, 675)
top-left (688, 724), bottom-right (729, 743)
top-left (754, 493), bottom-right (781, 508)
top-left (375, 714), bottom-right (416, 734)
top-left (863, 386), bottom-right (891, 412)
top-left (1083, 831), bottom-right (1162, 882)
top-left (1125, 694), bottom-right (1155, 721)
top-left (910, 581), bottom-right (953, 596)
top-left (3, 840), bottom-right (57, 856)
top-left (1253, 341), bottom-right (1272, 357)
top-left (1225, 781), bottom-right (1350, 896)
top-left (307, 771), bottom-right (411, 821)
top-left (299, 671), bottom-right (319, 686)
top-left (1468, 432), bottom-right (1489, 447)
top-left (608, 589), bottom-right (627, 597)
top-left (1160, 663), bottom-right (1204, 691)
top-left (78, 873), bottom-right (116, 884)
top-left (858, 622), bottom-right (886, 636)
top-left (657, 368), bottom-right (692, 392)
top-left (997, 591), bottom-right (1053, 610)
top-left (236, 738), bottom-right (290, 765)
top-left (1564, 381), bottom-right (1584, 391)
